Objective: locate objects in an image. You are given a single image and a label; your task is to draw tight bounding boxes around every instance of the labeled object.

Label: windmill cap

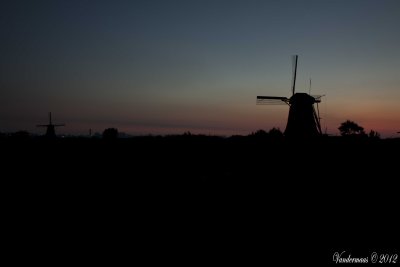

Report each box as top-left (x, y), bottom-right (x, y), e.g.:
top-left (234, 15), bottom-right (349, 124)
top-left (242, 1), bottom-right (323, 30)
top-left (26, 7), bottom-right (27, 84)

top-left (289, 93), bottom-right (318, 104)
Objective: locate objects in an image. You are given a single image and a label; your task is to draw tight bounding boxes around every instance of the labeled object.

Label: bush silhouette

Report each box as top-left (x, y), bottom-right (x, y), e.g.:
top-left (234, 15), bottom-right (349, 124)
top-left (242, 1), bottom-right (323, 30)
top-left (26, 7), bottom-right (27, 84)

top-left (252, 129), bottom-right (268, 137)
top-left (268, 127), bottom-right (283, 138)
top-left (368, 130), bottom-right (380, 140)
top-left (338, 120), bottom-right (366, 136)
top-left (103, 128), bottom-right (119, 140)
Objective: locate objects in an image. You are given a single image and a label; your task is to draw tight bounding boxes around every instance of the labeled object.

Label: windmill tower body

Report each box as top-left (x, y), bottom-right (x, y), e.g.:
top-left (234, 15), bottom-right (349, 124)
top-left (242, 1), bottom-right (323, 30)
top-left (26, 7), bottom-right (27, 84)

top-left (285, 93), bottom-right (321, 137)
top-left (45, 124), bottom-right (56, 138)
top-left (37, 112), bottom-right (65, 138)
top-left (257, 55), bottom-right (322, 138)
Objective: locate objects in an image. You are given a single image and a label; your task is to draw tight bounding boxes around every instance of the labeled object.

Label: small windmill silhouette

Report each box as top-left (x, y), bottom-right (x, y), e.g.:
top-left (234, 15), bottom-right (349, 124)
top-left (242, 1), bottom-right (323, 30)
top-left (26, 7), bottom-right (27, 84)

top-left (257, 55), bottom-right (323, 138)
top-left (37, 112), bottom-right (65, 138)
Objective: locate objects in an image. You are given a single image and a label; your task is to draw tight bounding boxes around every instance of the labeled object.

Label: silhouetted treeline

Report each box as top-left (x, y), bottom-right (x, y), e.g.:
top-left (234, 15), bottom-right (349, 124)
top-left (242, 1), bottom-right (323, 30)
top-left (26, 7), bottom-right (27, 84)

top-left (2, 131), bottom-right (399, 182)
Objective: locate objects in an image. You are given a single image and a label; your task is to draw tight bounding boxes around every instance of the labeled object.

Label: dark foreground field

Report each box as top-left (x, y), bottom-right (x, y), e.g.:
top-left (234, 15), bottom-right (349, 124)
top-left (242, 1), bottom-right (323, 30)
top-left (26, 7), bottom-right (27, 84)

top-left (2, 135), bottom-right (399, 264)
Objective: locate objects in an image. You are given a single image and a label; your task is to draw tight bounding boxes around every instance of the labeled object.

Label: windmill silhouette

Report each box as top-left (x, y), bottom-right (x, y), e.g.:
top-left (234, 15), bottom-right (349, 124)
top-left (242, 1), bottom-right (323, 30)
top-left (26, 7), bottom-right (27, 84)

top-left (37, 112), bottom-right (65, 138)
top-left (257, 55), bottom-right (323, 138)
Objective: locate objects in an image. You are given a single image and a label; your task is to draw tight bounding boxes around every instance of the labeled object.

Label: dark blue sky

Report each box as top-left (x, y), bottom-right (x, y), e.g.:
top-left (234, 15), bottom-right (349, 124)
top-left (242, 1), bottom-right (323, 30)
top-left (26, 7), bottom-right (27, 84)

top-left (1, 0), bottom-right (400, 136)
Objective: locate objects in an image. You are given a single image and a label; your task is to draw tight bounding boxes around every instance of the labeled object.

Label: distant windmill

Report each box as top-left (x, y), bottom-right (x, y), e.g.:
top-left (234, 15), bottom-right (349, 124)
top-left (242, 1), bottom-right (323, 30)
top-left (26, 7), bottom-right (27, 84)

top-left (257, 55), bottom-right (323, 138)
top-left (37, 112), bottom-right (65, 138)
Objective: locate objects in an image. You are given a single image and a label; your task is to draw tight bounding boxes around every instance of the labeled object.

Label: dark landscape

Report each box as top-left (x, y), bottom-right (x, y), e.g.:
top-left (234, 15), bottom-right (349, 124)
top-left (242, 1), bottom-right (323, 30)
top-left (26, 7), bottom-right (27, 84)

top-left (2, 133), bottom-right (398, 264)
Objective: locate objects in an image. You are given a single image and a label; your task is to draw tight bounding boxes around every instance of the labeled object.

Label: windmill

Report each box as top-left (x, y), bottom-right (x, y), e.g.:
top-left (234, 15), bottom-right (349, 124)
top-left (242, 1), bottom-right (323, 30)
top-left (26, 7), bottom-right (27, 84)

top-left (257, 55), bottom-right (323, 138)
top-left (37, 112), bottom-right (65, 138)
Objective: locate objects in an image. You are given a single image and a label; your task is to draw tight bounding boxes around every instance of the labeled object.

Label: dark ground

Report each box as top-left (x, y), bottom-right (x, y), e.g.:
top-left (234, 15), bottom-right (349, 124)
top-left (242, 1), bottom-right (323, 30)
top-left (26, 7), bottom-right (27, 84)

top-left (2, 135), bottom-right (399, 264)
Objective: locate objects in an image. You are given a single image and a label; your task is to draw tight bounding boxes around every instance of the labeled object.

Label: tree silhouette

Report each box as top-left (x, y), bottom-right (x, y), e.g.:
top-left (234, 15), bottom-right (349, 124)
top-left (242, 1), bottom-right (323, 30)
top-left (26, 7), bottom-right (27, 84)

top-left (368, 130), bottom-right (380, 140)
top-left (338, 120), bottom-right (365, 136)
top-left (103, 128), bottom-right (119, 140)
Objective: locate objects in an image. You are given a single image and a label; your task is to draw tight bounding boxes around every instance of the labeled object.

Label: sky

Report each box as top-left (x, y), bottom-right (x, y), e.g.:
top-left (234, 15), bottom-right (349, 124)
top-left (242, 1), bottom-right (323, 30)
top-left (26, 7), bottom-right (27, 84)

top-left (1, 0), bottom-right (400, 137)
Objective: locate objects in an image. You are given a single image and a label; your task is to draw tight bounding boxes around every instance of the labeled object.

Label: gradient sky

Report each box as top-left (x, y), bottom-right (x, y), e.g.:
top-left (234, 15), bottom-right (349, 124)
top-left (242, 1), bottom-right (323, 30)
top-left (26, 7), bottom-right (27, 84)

top-left (1, 0), bottom-right (400, 137)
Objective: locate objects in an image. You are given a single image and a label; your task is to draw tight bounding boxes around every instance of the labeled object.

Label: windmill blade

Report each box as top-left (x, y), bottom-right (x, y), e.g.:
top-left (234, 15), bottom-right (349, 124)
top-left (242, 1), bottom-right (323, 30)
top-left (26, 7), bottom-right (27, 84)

top-left (316, 102), bottom-right (321, 123)
top-left (53, 124), bottom-right (65, 127)
top-left (312, 104), bottom-right (322, 135)
top-left (257, 99), bottom-right (288, 105)
top-left (291, 55), bottom-right (298, 96)
top-left (257, 96), bottom-right (289, 105)
top-left (312, 94), bottom-right (324, 103)
top-left (257, 96), bottom-right (288, 100)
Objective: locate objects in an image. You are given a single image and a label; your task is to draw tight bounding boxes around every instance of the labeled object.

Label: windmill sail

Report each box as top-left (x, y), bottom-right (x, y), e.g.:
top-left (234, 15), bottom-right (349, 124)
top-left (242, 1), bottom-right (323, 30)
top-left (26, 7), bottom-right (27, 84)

top-left (292, 55), bottom-right (298, 96)
top-left (256, 96), bottom-right (289, 105)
